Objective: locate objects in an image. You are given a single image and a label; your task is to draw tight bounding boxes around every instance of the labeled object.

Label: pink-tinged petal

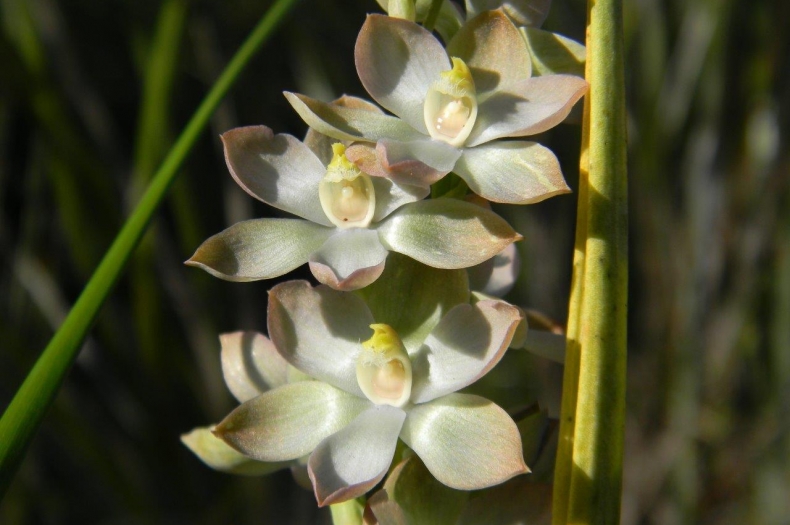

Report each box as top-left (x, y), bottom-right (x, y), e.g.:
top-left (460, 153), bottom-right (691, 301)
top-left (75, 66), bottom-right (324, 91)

top-left (305, 96), bottom-right (385, 163)
top-left (355, 14), bottom-right (450, 133)
top-left (285, 92), bottom-right (422, 143)
top-left (447, 10), bottom-right (531, 98)
top-left (467, 243), bottom-right (520, 297)
top-left (410, 300), bottom-right (522, 403)
top-left (467, 75), bottom-right (588, 146)
top-left (220, 331), bottom-right (289, 403)
top-left (465, 0), bottom-right (552, 28)
top-left (186, 219), bottom-right (333, 281)
top-left (308, 229), bottom-right (389, 291)
top-left (371, 177), bottom-right (429, 222)
top-left (181, 426), bottom-right (291, 476)
top-left (400, 393), bottom-right (528, 490)
top-left (367, 455), bottom-right (469, 525)
top-left (268, 281), bottom-right (374, 396)
top-left (376, 139), bottom-right (462, 187)
top-left (308, 406), bottom-right (406, 506)
top-left (214, 382), bottom-right (370, 462)
top-left (376, 198), bottom-right (522, 269)
top-left (221, 126), bottom-right (331, 226)
top-left (454, 141), bottom-right (570, 204)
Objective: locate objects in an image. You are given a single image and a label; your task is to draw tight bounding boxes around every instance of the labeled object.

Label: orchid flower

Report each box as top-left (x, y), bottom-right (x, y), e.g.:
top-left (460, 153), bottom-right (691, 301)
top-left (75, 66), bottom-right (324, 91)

top-left (212, 280), bottom-right (528, 506)
top-left (186, 120), bottom-right (521, 291)
top-left (286, 9), bottom-right (587, 205)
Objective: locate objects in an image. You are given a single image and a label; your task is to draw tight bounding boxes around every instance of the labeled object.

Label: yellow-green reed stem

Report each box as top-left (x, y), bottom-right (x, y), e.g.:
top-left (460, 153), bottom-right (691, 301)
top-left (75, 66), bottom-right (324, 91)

top-left (552, 0), bottom-right (628, 522)
top-left (0, 0), bottom-right (302, 499)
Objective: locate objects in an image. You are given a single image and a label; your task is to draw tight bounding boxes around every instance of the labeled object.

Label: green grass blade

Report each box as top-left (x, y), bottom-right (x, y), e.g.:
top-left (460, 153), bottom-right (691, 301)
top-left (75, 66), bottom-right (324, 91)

top-left (552, 0), bottom-right (629, 522)
top-left (0, 0), bottom-right (302, 499)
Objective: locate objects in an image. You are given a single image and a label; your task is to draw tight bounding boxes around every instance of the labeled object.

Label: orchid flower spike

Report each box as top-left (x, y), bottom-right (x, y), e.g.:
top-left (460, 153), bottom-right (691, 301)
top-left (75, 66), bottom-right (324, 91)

top-left (286, 9), bottom-right (587, 205)
top-left (212, 281), bottom-right (528, 506)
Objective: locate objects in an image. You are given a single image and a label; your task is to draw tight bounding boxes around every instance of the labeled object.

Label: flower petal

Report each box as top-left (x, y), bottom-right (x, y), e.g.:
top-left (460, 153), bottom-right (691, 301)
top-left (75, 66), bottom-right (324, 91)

top-left (356, 252), bottom-right (470, 353)
top-left (521, 27), bottom-right (586, 78)
top-left (220, 331), bottom-right (289, 402)
top-left (308, 405), bottom-right (406, 506)
top-left (371, 177), bottom-right (429, 222)
top-left (376, 139), bottom-right (462, 187)
top-left (377, 198), bottom-right (522, 269)
top-left (186, 219), bottom-right (332, 281)
top-left (400, 393), bottom-right (528, 490)
top-left (308, 229), bottom-right (389, 291)
top-left (519, 329), bottom-right (566, 364)
top-left (467, 243), bottom-right (520, 297)
top-left (268, 280), bottom-right (374, 396)
top-left (214, 381), bottom-right (369, 462)
top-left (465, 0), bottom-right (552, 28)
top-left (304, 96), bottom-right (385, 164)
top-left (447, 10), bottom-right (531, 98)
top-left (181, 426), bottom-right (291, 476)
top-left (410, 300), bottom-right (522, 403)
top-left (467, 75), bottom-right (588, 146)
top-left (221, 126), bottom-right (331, 226)
top-left (454, 141), bottom-right (569, 204)
top-left (367, 455), bottom-right (469, 525)
top-left (285, 92), bottom-right (422, 143)
top-left (355, 14), bottom-right (450, 133)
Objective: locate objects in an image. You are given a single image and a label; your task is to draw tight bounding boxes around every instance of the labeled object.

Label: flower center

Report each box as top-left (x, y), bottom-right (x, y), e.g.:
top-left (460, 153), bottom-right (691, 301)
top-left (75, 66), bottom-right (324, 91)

top-left (356, 324), bottom-right (412, 408)
top-left (319, 143), bottom-right (375, 229)
top-left (423, 57), bottom-right (478, 147)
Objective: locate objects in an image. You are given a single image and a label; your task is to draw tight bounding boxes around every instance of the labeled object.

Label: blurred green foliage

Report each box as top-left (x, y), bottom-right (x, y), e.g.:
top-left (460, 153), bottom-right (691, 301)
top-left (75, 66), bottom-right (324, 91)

top-left (0, 0), bottom-right (788, 523)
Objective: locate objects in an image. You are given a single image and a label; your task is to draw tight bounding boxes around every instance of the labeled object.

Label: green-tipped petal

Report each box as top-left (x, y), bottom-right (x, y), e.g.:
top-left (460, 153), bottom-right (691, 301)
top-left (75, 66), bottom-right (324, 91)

top-left (181, 426), bottom-right (290, 476)
top-left (221, 126), bottom-right (331, 226)
top-left (465, 0), bottom-right (552, 28)
top-left (355, 14), bottom-right (451, 133)
top-left (308, 229), bottom-right (389, 291)
top-left (377, 198), bottom-right (522, 269)
top-left (447, 10), bottom-right (532, 98)
top-left (268, 281), bottom-right (374, 396)
top-left (186, 219), bottom-right (332, 281)
top-left (400, 393), bottom-right (528, 490)
top-left (468, 75), bottom-right (588, 146)
top-left (411, 300), bottom-right (522, 403)
top-left (308, 406), bottom-right (406, 506)
top-left (454, 141), bottom-right (569, 204)
top-left (220, 331), bottom-right (289, 402)
top-left (367, 455), bottom-right (469, 525)
top-left (285, 92), bottom-right (421, 143)
top-left (521, 27), bottom-right (586, 78)
top-left (214, 382), bottom-right (369, 462)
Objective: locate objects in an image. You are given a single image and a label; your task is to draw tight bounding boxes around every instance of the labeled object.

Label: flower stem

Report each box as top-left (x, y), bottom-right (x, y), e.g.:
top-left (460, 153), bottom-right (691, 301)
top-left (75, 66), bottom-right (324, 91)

top-left (0, 0), bottom-right (301, 499)
top-left (552, 0), bottom-right (628, 522)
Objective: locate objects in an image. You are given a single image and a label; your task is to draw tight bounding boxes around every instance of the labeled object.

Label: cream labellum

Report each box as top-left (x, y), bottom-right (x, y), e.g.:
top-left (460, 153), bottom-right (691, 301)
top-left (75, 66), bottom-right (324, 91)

top-left (356, 324), bottom-right (413, 408)
top-left (423, 57), bottom-right (478, 147)
top-left (319, 143), bottom-right (376, 229)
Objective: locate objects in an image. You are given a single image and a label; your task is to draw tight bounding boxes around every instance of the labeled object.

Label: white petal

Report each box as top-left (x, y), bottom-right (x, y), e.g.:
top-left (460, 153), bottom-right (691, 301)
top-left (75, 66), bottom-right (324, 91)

top-left (268, 281), bottom-right (374, 396)
top-left (377, 139), bottom-right (462, 186)
top-left (377, 198), bottom-right (522, 269)
top-left (185, 219), bottom-right (332, 281)
top-left (220, 331), bottom-right (289, 403)
top-left (309, 229), bottom-right (389, 291)
top-left (221, 126), bottom-right (331, 226)
top-left (411, 300), bottom-right (522, 403)
top-left (447, 10), bottom-right (531, 98)
top-left (401, 393), bottom-right (528, 490)
top-left (371, 177), bottom-right (429, 222)
top-left (181, 426), bottom-right (290, 476)
top-left (465, 0), bottom-right (553, 27)
top-left (467, 75), bottom-right (588, 146)
top-left (467, 243), bottom-right (520, 297)
top-left (454, 141), bottom-right (570, 204)
top-left (215, 382), bottom-right (370, 462)
top-left (355, 14), bottom-right (450, 133)
top-left (308, 406), bottom-right (406, 506)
